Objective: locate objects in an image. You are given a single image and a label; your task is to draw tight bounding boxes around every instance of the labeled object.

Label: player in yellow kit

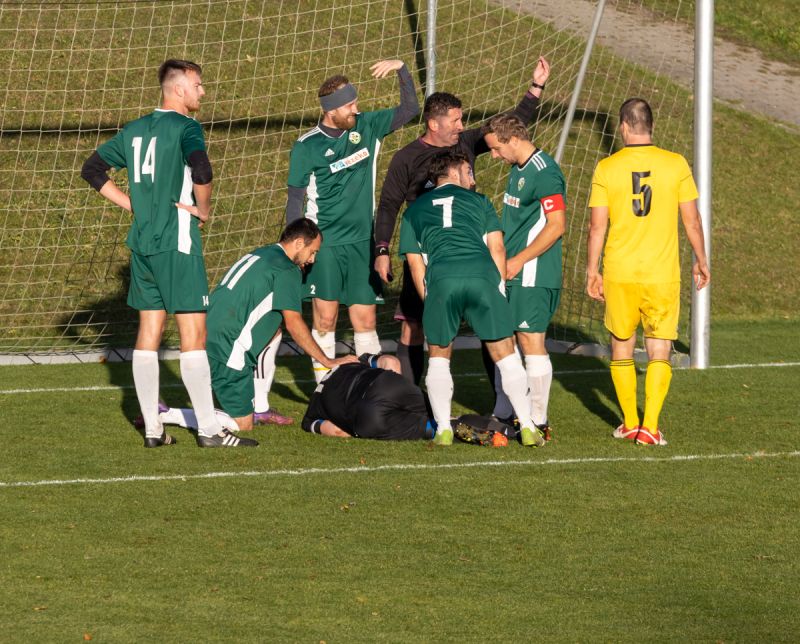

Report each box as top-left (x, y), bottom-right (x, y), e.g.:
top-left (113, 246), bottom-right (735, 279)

top-left (586, 98), bottom-right (710, 446)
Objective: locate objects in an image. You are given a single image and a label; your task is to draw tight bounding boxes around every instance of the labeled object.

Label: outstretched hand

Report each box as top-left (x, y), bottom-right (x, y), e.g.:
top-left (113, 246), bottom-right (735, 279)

top-left (532, 56), bottom-right (550, 87)
top-left (370, 59), bottom-right (404, 79)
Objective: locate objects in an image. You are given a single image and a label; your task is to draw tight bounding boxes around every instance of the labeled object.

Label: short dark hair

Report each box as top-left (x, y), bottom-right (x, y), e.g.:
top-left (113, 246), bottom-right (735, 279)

top-left (158, 59), bottom-right (202, 88)
top-left (318, 74), bottom-right (349, 98)
top-left (427, 150), bottom-right (470, 184)
top-left (280, 218), bottom-right (322, 244)
top-left (483, 113), bottom-right (530, 143)
top-left (619, 97), bottom-right (653, 135)
top-left (423, 92), bottom-right (462, 123)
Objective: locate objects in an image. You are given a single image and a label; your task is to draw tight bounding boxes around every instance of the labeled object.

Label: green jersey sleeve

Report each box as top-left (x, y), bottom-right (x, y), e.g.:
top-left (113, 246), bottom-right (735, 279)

top-left (482, 196), bottom-right (501, 234)
top-left (287, 141), bottom-right (311, 188)
top-left (362, 108), bottom-right (396, 140)
top-left (534, 166), bottom-right (567, 203)
top-left (398, 216), bottom-right (421, 257)
top-left (181, 119), bottom-right (206, 161)
top-left (96, 130), bottom-right (127, 169)
top-left (271, 266), bottom-right (302, 313)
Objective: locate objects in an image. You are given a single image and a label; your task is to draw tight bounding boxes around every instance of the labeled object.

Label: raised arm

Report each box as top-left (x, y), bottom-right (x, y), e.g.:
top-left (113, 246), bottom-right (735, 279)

top-left (370, 60), bottom-right (420, 132)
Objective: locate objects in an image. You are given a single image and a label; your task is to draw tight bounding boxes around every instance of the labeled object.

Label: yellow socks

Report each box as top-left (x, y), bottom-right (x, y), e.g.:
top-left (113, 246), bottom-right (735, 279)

top-left (610, 359), bottom-right (639, 429)
top-left (643, 359), bottom-right (672, 432)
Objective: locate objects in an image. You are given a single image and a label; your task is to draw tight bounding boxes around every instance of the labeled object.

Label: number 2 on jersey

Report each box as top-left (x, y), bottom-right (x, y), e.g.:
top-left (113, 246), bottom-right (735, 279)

top-left (631, 171), bottom-right (652, 217)
top-left (432, 196), bottom-right (454, 228)
top-left (132, 136), bottom-right (157, 183)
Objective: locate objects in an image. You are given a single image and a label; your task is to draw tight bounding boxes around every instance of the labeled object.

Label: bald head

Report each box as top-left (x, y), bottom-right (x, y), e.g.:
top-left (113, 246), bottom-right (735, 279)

top-left (619, 98), bottom-right (654, 136)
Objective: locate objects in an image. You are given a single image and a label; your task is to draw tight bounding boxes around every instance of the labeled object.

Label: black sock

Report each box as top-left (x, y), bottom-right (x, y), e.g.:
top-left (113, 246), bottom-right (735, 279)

top-left (480, 342), bottom-right (497, 406)
top-left (397, 342), bottom-right (425, 385)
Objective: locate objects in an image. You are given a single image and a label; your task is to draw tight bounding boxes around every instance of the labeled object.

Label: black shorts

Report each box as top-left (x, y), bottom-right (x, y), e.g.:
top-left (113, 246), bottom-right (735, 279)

top-left (394, 259), bottom-right (424, 323)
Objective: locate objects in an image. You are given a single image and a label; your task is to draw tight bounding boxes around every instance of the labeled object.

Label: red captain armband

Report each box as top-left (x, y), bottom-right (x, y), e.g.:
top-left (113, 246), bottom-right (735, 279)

top-left (540, 194), bottom-right (565, 214)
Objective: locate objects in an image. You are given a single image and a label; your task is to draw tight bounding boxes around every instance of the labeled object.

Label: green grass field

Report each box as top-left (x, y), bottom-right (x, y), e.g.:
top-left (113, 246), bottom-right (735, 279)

top-left (2, 317), bottom-right (798, 641)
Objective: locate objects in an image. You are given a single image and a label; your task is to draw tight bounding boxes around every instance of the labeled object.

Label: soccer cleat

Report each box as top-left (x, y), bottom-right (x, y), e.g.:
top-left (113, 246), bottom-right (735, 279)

top-left (453, 422), bottom-right (494, 446)
top-left (144, 433), bottom-right (176, 448)
top-left (634, 427), bottom-right (668, 446)
top-left (432, 428), bottom-right (454, 446)
top-left (253, 409), bottom-right (294, 426)
top-left (196, 428), bottom-right (259, 448)
top-left (612, 424), bottom-right (640, 441)
top-left (520, 426), bottom-right (546, 448)
top-left (495, 414), bottom-right (521, 432)
top-left (133, 401), bottom-right (170, 430)
top-left (536, 423), bottom-right (553, 442)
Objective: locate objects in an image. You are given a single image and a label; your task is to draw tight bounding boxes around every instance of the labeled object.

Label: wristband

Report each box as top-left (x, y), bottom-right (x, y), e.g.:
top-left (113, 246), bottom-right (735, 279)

top-left (376, 245), bottom-right (390, 256)
top-left (531, 81), bottom-right (545, 90)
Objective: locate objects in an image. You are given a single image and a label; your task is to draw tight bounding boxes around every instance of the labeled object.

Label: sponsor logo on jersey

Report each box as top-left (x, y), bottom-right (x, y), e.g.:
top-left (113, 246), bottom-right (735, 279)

top-left (329, 147), bottom-right (369, 173)
top-left (518, 320), bottom-right (530, 329)
top-left (503, 193), bottom-right (520, 208)
top-left (517, 177), bottom-right (525, 191)
top-left (348, 131), bottom-right (361, 144)
top-left (324, 148), bottom-right (335, 157)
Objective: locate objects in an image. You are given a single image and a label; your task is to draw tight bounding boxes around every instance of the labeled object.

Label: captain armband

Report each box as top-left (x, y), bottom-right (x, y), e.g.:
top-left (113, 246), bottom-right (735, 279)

top-left (540, 194), bottom-right (565, 214)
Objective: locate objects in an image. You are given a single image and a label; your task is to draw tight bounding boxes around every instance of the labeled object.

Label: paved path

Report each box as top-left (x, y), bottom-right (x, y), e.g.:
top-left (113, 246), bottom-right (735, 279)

top-left (494, 0), bottom-right (800, 130)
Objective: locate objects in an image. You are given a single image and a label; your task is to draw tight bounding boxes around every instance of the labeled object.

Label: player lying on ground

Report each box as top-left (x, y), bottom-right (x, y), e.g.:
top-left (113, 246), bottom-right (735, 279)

top-left (399, 151), bottom-right (548, 448)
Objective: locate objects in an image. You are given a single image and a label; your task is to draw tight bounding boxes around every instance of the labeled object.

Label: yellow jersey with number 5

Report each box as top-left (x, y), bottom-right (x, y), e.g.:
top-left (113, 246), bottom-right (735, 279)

top-left (589, 144), bottom-right (698, 283)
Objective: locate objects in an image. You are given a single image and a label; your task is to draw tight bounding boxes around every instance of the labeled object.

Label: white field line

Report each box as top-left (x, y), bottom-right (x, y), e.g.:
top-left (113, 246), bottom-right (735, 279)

top-left (1, 361), bottom-right (799, 396)
top-left (1, 450), bottom-right (798, 489)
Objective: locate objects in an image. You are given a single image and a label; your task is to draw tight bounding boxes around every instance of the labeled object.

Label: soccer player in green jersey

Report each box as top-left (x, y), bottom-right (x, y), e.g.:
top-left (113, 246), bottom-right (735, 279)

top-left (286, 60), bottom-right (420, 383)
top-left (399, 151), bottom-right (546, 447)
top-left (483, 114), bottom-right (567, 441)
top-left (81, 59), bottom-right (234, 448)
top-left (206, 219), bottom-right (357, 434)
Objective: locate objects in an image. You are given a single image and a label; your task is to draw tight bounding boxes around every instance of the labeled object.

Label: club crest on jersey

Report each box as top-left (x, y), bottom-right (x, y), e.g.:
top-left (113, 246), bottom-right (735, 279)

top-left (503, 193), bottom-right (520, 208)
top-left (329, 147), bottom-right (369, 173)
top-left (517, 177), bottom-right (525, 191)
top-left (348, 131), bottom-right (361, 144)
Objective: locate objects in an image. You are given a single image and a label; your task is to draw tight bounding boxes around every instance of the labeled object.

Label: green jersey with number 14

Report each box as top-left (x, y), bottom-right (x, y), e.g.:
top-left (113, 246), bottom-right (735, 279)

top-left (97, 109), bottom-right (207, 256)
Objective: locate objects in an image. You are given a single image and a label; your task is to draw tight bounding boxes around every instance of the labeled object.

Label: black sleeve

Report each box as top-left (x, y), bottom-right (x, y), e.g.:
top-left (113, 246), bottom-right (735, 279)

top-left (80, 151), bottom-right (112, 192)
top-left (509, 91), bottom-right (540, 127)
top-left (462, 91), bottom-right (541, 159)
top-left (301, 392), bottom-right (326, 433)
top-left (374, 150), bottom-right (411, 246)
top-left (187, 149), bottom-right (212, 185)
top-left (285, 185), bottom-right (306, 224)
top-left (389, 64), bottom-right (421, 132)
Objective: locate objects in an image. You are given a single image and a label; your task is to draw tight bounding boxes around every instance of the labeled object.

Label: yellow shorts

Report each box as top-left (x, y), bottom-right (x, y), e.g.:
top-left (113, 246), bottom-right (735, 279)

top-left (603, 280), bottom-right (680, 340)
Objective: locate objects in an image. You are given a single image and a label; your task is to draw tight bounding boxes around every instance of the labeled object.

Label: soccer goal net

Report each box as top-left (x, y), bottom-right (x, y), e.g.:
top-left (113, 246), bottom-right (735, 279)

top-left (0, 0), bottom-right (697, 359)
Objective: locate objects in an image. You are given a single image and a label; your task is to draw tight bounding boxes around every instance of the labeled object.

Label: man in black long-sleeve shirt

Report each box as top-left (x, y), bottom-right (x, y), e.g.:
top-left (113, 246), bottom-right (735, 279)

top-left (373, 57), bottom-right (551, 386)
top-left (285, 60), bottom-right (420, 383)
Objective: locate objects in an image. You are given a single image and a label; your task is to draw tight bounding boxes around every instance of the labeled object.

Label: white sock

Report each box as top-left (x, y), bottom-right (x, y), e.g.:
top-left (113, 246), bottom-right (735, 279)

top-left (179, 350), bottom-right (223, 438)
top-left (254, 332), bottom-right (281, 413)
top-left (132, 349), bottom-right (161, 438)
top-left (491, 364), bottom-right (514, 418)
top-left (496, 353), bottom-right (534, 430)
top-left (425, 357), bottom-right (453, 431)
top-left (526, 354), bottom-right (553, 426)
top-left (161, 407), bottom-right (239, 432)
top-left (311, 329), bottom-right (336, 384)
top-left (354, 330), bottom-right (381, 356)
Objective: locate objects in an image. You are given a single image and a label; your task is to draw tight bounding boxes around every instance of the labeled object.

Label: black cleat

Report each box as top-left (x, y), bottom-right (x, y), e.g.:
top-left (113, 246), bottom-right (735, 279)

top-left (196, 428), bottom-right (258, 448)
top-left (144, 433), bottom-right (177, 448)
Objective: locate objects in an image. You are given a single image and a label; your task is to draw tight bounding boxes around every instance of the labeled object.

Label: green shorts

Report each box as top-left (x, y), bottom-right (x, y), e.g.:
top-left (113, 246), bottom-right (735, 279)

top-left (209, 356), bottom-right (254, 418)
top-left (423, 274), bottom-right (514, 347)
top-left (128, 250), bottom-right (209, 314)
top-left (302, 241), bottom-right (383, 306)
top-left (507, 285), bottom-right (561, 333)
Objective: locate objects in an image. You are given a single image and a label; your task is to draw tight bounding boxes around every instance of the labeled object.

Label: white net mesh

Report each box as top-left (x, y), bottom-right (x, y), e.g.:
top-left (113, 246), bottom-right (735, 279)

top-left (0, 0), bottom-right (695, 355)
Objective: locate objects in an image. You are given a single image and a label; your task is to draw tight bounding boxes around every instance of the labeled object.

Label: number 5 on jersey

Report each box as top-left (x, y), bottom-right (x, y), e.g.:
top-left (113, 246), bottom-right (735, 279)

top-left (132, 136), bottom-right (157, 183)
